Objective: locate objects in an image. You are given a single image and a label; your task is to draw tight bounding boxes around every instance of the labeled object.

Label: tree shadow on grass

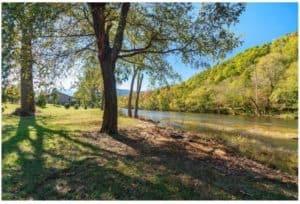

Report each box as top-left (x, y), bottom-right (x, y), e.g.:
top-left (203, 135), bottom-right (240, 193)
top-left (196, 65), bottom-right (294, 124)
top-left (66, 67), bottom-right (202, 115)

top-left (2, 116), bottom-right (53, 198)
top-left (2, 115), bottom-right (81, 199)
top-left (2, 117), bottom-right (298, 200)
top-left (2, 117), bottom-right (201, 200)
top-left (32, 158), bottom-right (207, 200)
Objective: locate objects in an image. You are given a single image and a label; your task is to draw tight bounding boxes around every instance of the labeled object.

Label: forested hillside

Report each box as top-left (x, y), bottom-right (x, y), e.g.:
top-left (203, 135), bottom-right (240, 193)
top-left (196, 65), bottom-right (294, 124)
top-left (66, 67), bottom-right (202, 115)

top-left (128, 33), bottom-right (298, 117)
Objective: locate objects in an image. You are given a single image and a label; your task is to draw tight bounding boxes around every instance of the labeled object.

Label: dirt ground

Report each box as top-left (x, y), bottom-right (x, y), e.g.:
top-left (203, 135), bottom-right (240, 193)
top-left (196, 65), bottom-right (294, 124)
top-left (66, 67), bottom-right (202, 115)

top-left (77, 120), bottom-right (297, 199)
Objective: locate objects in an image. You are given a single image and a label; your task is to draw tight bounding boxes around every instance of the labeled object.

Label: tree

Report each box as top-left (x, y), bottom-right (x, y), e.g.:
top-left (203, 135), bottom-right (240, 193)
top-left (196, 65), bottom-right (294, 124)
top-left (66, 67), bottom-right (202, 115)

top-left (128, 66), bottom-right (137, 117)
top-left (2, 85), bottom-right (20, 104)
top-left (124, 51), bottom-right (180, 118)
top-left (134, 71), bottom-right (144, 118)
top-left (2, 3), bottom-right (65, 116)
top-left (254, 53), bottom-right (286, 113)
top-left (270, 62), bottom-right (298, 111)
top-left (89, 3), bottom-right (245, 134)
top-left (74, 57), bottom-right (103, 108)
top-left (1, 5), bottom-right (19, 102)
top-left (89, 3), bottom-right (130, 134)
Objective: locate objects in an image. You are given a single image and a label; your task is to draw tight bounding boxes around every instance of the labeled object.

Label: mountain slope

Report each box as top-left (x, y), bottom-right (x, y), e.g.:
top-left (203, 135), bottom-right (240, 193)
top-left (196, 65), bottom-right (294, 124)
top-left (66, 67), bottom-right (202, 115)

top-left (117, 89), bottom-right (130, 96)
top-left (137, 33), bottom-right (298, 117)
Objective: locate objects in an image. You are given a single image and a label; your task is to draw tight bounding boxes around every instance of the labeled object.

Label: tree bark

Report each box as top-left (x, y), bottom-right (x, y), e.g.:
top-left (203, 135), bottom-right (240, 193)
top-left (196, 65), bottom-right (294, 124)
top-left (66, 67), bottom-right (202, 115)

top-left (128, 68), bottom-right (137, 117)
top-left (134, 72), bottom-right (143, 118)
top-left (100, 88), bottom-right (104, 111)
top-left (100, 59), bottom-right (118, 134)
top-left (20, 26), bottom-right (35, 116)
top-left (90, 3), bottom-right (130, 134)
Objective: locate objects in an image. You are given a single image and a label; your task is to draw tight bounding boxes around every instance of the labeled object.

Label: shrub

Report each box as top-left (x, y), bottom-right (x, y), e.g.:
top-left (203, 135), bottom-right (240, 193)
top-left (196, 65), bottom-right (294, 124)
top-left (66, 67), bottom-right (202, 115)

top-left (36, 94), bottom-right (47, 108)
top-left (74, 104), bottom-right (79, 109)
top-left (64, 103), bottom-right (70, 109)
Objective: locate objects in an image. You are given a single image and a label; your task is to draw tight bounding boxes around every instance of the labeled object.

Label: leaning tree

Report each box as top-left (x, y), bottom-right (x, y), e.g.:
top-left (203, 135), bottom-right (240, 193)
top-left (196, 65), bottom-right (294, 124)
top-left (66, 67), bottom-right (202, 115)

top-left (88, 3), bottom-right (245, 134)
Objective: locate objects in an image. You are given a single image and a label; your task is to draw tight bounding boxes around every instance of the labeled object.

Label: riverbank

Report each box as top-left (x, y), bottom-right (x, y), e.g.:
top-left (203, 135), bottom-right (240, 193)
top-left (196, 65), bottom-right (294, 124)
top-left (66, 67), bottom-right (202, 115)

top-left (132, 114), bottom-right (298, 175)
top-left (121, 108), bottom-right (297, 175)
top-left (2, 104), bottom-right (298, 199)
top-left (125, 106), bottom-right (298, 120)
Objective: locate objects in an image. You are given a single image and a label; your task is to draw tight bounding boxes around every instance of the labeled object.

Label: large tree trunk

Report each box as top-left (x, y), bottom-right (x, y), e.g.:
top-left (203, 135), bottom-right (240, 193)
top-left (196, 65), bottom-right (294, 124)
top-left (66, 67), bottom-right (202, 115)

top-left (128, 68), bottom-right (137, 117)
top-left (100, 59), bottom-right (118, 134)
top-left (20, 26), bottom-right (35, 116)
top-left (100, 92), bottom-right (104, 111)
top-left (90, 3), bottom-right (130, 134)
top-left (99, 84), bottom-right (104, 110)
top-left (134, 72), bottom-right (143, 118)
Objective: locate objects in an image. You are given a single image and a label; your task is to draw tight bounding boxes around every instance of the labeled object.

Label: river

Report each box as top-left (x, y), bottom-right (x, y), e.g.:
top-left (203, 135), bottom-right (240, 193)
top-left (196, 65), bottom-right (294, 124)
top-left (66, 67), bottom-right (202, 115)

top-left (121, 109), bottom-right (298, 150)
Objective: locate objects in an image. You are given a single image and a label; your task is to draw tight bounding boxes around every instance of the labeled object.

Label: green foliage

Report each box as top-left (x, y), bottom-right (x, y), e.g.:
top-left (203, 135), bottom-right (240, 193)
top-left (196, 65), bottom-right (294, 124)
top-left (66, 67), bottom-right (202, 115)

top-left (74, 57), bottom-right (103, 109)
top-left (2, 85), bottom-right (20, 103)
top-left (1, 3), bottom-right (67, 89)
top-left (270, 62), bottom-right (298, 110)
top-left (130, 33), bottom-right (298, 117)
top-left (36, 93), bottom-right (47, 108)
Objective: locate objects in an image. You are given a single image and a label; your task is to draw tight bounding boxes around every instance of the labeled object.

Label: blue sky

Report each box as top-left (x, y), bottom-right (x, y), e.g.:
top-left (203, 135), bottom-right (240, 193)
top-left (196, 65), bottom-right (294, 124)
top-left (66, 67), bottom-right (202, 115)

top-left (60, 3), bottom-right (298, 95)
top-left (117, 2), bottom-right (298, 91)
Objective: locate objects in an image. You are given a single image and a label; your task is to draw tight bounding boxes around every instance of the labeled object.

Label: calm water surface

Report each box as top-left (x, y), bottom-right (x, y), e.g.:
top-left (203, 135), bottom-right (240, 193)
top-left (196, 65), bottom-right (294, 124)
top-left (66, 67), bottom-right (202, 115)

top-left (121, 109), bottom-right (298, 138)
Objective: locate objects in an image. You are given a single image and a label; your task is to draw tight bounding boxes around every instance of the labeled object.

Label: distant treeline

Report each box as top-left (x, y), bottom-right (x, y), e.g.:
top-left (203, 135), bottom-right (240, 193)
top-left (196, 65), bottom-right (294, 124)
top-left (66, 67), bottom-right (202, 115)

top-left (119, 33), bottom-right (298, 118)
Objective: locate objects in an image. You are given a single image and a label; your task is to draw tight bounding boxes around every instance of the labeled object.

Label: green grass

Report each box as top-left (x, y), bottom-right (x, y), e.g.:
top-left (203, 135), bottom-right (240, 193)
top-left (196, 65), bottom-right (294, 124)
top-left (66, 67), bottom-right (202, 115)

top-left (2, 104), bottom-right (298, 200)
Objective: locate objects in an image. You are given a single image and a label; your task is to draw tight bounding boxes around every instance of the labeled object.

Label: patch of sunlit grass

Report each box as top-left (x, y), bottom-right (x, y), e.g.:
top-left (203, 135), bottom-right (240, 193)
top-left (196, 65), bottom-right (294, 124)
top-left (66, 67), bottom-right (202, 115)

top-left (2, 103), bottom-right (298, 199)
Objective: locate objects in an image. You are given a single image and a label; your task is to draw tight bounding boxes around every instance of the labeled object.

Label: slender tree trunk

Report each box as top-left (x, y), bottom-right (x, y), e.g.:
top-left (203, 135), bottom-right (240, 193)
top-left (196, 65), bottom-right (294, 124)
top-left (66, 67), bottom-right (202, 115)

top-left (217, 105), bottom-right (220, 114)
top-left (134, 72), bottom-right (143, 118)
top-left (254, 66), bottom-right (258, 106)
top-left (128, 68), bottom-right (137, 117)
top-left (20, 26), bottom-right (35, 116)
top-left (250, 98), bottom-right (261, 116)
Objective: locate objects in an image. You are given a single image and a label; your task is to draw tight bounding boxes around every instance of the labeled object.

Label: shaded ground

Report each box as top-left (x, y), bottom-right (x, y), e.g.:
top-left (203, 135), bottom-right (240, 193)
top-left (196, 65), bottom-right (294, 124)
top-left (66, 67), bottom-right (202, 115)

top-left (2, 104), bottom-right (298, 200)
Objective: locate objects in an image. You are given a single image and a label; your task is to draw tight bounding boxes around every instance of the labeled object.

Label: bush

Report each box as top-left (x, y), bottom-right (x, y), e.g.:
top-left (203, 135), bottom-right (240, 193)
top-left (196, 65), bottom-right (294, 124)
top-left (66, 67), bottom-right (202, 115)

top-left (64, 103), bottom-right (70, 109)
top-left (36, 94), bottom-right (47, 108)
top-left (74, 104), bottom-right (79, 109)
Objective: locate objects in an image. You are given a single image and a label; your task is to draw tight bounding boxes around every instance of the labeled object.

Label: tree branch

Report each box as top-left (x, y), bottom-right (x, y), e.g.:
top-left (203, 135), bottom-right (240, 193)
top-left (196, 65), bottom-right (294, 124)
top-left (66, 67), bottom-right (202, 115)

top-left (36, 41), bottom-right (95, 59)
top-left (82, 5), bottom-right (94, 28)
top-left (120, 33), bottom-right (157, 53)
top-left (111, 3), bottom-right (130, 61)
top-left (38, 33), bottom-right (94, 38)
top-left (118, 47), bottom-right (192, 58)
top-left (120, 57), bottom-right (148, 69)
top-left (89, 3), bottom-right (108, 60)
top-left (118, 38), bottom-right (196, 58)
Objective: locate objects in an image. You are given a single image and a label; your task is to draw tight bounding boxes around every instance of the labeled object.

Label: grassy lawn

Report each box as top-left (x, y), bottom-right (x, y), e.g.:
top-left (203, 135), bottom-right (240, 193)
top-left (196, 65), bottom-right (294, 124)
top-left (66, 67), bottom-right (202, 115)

top-left (2, 104), bottom-right (298, 200)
